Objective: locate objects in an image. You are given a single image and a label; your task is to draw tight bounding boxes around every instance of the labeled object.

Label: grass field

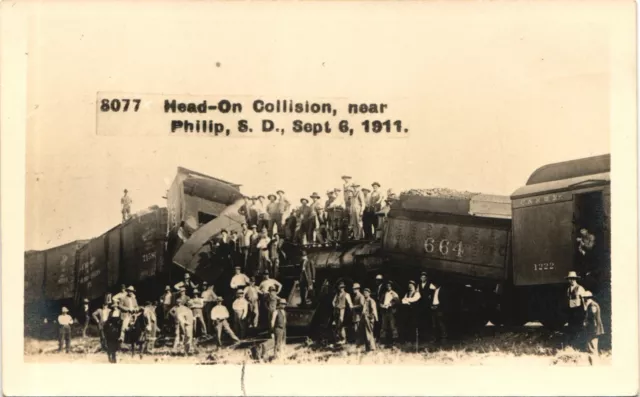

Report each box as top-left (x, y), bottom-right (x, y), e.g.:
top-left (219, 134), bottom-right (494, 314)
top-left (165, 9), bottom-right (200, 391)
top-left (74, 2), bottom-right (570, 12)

top-left (24, 323), bottom-right (610, 366)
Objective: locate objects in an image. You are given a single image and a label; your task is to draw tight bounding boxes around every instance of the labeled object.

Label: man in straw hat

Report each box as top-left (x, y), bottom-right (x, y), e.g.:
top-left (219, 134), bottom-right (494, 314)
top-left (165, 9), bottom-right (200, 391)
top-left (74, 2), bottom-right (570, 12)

top-left (582, 290), bottom-right (604, 364)
top-left (341, 175), bottom-right (353, 195)
top-left (361, 288), bottom-right (378, 352)
top-left (173, 299), bottom-right (194, 354)
top-left (57, 306), bottom-right (74, 353)
top-left (566, 271), bottom-right (586, 337)
top-left (210, 297), bottom-right (240, 347)
top-left (121, 188), bottom-right (132, 222)
top-left (327, 188), bottom-right (345, 241)
top-left (271, 298), bottom-right (288, 357)
top-left (118, 286), bottom-right (139, 342)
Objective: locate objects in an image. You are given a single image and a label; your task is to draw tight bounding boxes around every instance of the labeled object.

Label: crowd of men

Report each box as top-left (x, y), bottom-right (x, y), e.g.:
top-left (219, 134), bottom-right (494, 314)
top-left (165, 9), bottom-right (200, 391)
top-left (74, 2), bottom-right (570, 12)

top-left (234, 175), bottom-right (395, 244)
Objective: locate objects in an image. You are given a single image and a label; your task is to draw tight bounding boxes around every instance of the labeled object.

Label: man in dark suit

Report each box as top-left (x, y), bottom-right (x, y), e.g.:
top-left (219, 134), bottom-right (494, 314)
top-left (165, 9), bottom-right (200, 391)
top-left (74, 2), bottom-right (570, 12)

top-left (417, 271), bottom-right (434, 339)
top-left (298, 250), bottom-right (316, 307)
top-left (429, 278), bottom-right (448, 343)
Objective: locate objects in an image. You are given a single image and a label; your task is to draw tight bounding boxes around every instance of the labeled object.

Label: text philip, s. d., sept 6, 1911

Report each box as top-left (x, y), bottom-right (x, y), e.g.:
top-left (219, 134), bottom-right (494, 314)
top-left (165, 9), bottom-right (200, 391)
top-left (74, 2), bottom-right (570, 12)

top-left (96, 93), bottom-right (412, 138)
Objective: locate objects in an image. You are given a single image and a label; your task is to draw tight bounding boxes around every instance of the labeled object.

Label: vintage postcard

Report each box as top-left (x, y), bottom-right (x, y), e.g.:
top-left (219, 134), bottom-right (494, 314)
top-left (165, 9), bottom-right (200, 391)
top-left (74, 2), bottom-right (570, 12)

top-left (1, 0), bottom-right (638, 395)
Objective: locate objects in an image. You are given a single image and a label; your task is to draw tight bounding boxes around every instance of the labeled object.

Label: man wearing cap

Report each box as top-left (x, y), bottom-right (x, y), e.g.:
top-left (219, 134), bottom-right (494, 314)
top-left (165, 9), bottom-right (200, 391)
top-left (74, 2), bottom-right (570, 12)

top-left (256, 229), bottom-right (272, 277)
top-left (361, 288), bottom-right (378, 351)
top-left (268, 233), bottom-right (285, 279)
top-left (81, 298), bottom-right (91, 338)
top-left (188, 290), bottom-right (207, 337)
top-left (401, 281), bottom-right (422, 342)
top-left (230, 266), bottom-right (251, 291)
top-left (298, 250), bottom-right (316, 308)
top-left (174, 300), bottom-right (195, 354)
top-left (582, 290), bottom-right (604, 364)
top-left (266, 194), bottom-right (279, 236)
top-left (211, 297), bottom-right (240, 347)
top-left (351, 283), bottom-right (365, 343)
top-left (232, 289), bottom-right (249, 339)
top-left (380, 282), bottom-right (400, 346)
top-left (174, 273), bottom-right (198, 297)
top-left (566, 271), bottom-right (586, 337)
top-left (92, 300), bottom-right (111, 350)
top-left (271, 298), bottom-right (288, 357)
top-left (243, 277), bottom-right (261, 329)
top-left (117, 286), bottom-right (139, 342)
top-left (57, 307), bottom-right (74, 353)
top-left (121, 189), bottom-right (132, 222)
top-left (361, 187), bottom-right (375, 239)
top-left (332, 281), bottom-right (353, 344)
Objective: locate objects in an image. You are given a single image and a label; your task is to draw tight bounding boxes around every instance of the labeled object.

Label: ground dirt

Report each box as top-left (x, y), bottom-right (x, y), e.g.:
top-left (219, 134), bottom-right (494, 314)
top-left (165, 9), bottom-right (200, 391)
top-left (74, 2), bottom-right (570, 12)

top-left (24, 323), bottom-right (610, 366)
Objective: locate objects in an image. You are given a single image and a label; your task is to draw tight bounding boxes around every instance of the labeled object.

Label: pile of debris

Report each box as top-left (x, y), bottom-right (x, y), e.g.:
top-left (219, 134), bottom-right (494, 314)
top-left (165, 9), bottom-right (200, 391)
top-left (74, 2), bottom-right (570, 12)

top-left (400, 188), bottom-right (479, 200)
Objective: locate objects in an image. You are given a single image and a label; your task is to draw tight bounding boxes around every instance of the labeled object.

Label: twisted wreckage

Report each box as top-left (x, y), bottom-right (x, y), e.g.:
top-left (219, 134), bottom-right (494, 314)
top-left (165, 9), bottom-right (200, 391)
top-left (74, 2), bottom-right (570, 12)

top-left (25, 155), bottom-right (611, 337)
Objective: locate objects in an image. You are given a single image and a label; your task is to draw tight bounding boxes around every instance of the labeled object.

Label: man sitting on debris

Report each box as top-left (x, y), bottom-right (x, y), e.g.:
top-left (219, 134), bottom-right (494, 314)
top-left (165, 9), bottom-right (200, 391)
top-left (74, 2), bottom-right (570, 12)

top-left (210, 297), bottom-right (240, 347)
top-left (174, 273), bottom-right (198, 296)
top-left (259, 270), bottom-right (282, 295)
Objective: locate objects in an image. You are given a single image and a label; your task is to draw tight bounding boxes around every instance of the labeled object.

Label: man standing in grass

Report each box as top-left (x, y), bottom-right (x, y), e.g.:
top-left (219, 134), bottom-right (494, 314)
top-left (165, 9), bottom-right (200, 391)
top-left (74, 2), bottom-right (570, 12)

top-left (361, 288), bottom-right (378, 352)
top-left (271, 298), bottom-right (288, 358)
top-left (57, 307), bottom-right (73, 353)
top-left (582, 291), bottom-right (604, 365)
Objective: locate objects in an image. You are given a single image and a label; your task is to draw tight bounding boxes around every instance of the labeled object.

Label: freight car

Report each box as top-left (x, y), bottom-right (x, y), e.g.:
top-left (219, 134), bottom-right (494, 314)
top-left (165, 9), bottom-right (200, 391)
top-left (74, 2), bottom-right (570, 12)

top-left (24, 167), bottom-right (244, 330)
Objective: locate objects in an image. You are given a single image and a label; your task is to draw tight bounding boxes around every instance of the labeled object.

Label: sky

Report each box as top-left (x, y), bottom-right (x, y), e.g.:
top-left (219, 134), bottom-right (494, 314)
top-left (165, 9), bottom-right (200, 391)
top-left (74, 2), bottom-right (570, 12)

top-left (24, 1), bottom-right (619, 250)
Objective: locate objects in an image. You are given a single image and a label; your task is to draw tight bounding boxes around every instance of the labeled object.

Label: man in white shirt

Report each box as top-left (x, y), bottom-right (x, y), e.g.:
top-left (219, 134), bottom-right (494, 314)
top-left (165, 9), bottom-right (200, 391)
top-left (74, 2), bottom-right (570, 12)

top-left (566, 271), bottom-right (586, 336)
top-left (275, 190), bottom-right (291, 233)
top-left (201, 281), bottom-right (217, 335)
top-left (188, 290), bottom-right (207, 337)
top-left (210, 297), bottom-right (240, 347)
top-left (255, 231), bottom-right (272, 276)
top-left (173, 301), bottom-right (195, 354)
top-left (332, 281), bottom-right (353, 344)
top-left (258, 271), bottom-right (282, 295)
top-left (57, 307), bottom-right (73, 353)
top-left (380, 282), bottom-right (400, 346)
top-left (112, 284), bottom-right (128, 304)
top-left (230, 266), bottom-right (251, 290)
top-left (266, 194), bottom-right (279, 236)
top-left (231, 289), bottom-right (249, 339)
top-left (238, 223), bottom-right (253, 270)
top-left (118, 286), bottom-right (139, 342)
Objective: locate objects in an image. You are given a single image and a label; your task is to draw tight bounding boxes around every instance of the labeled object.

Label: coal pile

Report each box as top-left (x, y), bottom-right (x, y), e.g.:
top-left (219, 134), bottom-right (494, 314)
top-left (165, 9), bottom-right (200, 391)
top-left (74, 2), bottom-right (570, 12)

top-left (400, 188), bottom-right (479, 200)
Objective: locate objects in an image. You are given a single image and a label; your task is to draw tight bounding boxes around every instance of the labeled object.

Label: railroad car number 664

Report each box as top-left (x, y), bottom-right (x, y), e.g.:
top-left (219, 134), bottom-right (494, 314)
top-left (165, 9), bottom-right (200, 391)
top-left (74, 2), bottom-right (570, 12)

top-left (424, 238), bottom-right (464, 257)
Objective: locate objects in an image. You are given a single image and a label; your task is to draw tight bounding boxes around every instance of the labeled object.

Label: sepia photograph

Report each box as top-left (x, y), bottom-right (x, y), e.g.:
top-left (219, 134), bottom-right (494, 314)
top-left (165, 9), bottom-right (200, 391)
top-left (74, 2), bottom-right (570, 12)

top-left (2, 0), bottom-right (637, 396)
